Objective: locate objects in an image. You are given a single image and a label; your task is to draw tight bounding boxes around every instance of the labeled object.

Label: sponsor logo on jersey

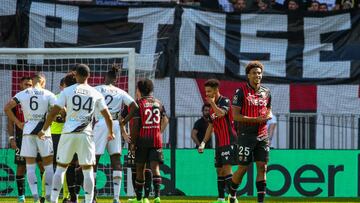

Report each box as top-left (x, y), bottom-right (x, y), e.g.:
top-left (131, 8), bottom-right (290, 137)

top-left (246, 93), bottom-right (268, 107)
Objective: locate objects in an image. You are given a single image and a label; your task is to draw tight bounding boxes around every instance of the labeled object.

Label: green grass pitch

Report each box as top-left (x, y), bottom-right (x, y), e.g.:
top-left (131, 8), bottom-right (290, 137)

top-left (0, 197), bottom-right (360, 203)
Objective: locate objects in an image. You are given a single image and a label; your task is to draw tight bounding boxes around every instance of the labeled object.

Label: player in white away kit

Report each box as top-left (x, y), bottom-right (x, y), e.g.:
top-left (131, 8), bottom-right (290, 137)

top-left (38, 64), bottom-right (115, 203)
top-left (93, 65), bottom-right (138, 203)
top-left (4, 73), bottom-right (56, 203)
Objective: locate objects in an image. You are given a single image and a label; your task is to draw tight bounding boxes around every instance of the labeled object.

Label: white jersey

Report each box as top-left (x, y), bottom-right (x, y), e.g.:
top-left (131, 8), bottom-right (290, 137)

top-left (14, 87), bottom-right (56, 136)
top-left (94, 84), bottom-right (134, 121)
top-left (56, 83), bottom-right (107, 135)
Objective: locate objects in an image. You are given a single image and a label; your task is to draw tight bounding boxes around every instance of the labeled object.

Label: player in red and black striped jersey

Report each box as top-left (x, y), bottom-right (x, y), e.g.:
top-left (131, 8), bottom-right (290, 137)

top-left (129, 79), bottom-right (168, 203)
top-left (228, 61), bottom-right (272, 203)
top-left (198, 79), bottom-right (237, 203)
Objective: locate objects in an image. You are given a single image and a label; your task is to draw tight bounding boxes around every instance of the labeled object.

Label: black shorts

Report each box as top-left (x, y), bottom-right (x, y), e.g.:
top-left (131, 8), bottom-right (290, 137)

top-left (14, 136), bottom-right (25, 165)
top-left (51, 134), bottom-right (61, 165)
top-left (125, 149), bottom-right (136, 168)
top-left (237, 134), bottom-right (270, 165)
top-left (215, 144), bottom-right (238, 168)
top-left (135, 147), bottom-right (164, 164)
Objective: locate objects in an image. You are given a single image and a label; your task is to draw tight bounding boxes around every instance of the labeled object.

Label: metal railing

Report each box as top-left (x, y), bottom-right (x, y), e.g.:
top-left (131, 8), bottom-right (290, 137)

top-left (174, 113), bottom-right (360, 149)
top-left (1, 113), bottom-right (359, 149)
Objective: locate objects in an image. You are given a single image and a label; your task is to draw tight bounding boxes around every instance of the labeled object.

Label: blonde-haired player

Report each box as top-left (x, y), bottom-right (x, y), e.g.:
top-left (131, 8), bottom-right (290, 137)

top-left (4, 73), bottom-right (56, 203)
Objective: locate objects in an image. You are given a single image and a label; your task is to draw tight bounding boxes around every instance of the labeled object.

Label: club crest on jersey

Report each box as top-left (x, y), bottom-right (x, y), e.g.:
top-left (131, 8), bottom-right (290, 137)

top-left (232, 95), bottom-right (238, 104)
top-left (210, 112), bottom-right (218, 120)
top-left (246, 93), bottom-right (268, 106)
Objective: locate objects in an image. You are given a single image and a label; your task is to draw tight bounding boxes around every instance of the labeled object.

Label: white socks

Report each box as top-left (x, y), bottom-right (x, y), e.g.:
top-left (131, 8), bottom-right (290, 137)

top-left (51, 166), bottom-right (66, 203)
top-left (44, 164), bottom-right (54, 199)
top-left (83, 169), bottom-right (95, 203)
top-left (113, 170), bottom-right (122, 200)
top-left (26, 164), bottom-right (39, 200)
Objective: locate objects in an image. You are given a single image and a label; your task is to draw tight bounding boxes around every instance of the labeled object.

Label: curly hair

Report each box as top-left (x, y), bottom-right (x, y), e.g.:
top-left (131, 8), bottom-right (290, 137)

top-left (245, 61), bottom-right (264, 74)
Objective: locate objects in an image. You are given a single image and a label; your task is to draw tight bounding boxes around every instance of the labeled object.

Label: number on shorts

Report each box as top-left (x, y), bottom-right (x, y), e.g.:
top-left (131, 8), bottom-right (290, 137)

top-left (239, 146), bottom-right (250, 156)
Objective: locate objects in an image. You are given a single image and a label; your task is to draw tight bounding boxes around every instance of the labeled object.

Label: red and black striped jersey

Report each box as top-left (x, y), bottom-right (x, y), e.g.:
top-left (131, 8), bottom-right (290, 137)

top-left (209, 96), bottom-right (237, 147)
top-left (12, 105), bottom-right (24, 137)
top-left (135, 96), bottom-right (166, 148)
top-left (232, 83), bottom-right (271, 137)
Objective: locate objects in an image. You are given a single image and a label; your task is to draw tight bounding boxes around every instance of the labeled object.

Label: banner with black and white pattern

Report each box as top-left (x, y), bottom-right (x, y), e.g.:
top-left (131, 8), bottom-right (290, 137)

top-left (15, 1), bottom-right (360, 84)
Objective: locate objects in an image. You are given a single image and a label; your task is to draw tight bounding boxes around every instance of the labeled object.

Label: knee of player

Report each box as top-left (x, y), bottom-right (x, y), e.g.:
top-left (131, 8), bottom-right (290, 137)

top-left (256, 162), bottom-right (267, 173)
top-left (111, 160), bottom-right (122, 171)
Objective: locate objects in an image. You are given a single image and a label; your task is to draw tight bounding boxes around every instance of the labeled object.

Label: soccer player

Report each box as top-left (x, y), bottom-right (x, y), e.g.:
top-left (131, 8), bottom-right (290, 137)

top-left (38, 64), bottom-right (115, 203)
top-left (4, 73), bottom-right (56, 203)
top-left (124, 91), bottom-right (153, 202)
top-left (197, 79), bottom-right (238, 203)
top-left (7, 76), bottom-right (32, 203)
top-left (93, 65), bottom-right (138, 203)
top-left (129, 79), bottom-right (168, 203)
top-left (51, 74), bottom-right (78, 203)
top-left (228, 61), bottom-right (272, 203)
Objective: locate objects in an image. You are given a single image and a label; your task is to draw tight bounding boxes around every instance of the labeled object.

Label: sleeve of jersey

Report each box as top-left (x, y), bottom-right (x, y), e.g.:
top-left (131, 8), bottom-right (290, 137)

top-left (122, 92), bottom-right (135, 106)
top-left (55, 90), bottom-right (66, 108)
top-left (267, 93), bottom-right (272, 108)
top-left (220, 98), bottom-right (230, 114)
top-left (13, 91), bottom-right (24, 104)
top-left (161, 104), bottom-right (167, 117)
top-left (232, 89), bottom-right (243, 107)
top-left (133, 102), bottom-right (140, 119)
top-left (97, 96), bottom-right (107, 112)
top-left (49, 92), bottom-right (57, 107)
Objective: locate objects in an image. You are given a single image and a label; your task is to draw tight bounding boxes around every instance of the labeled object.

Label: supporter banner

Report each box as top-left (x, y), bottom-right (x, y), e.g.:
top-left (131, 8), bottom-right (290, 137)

top-left (20, 1), bottom-right (360, 84)
top-left (0, 0), bottom-right (19, 48)
top-left (0, 149), bottom-right (359, 197)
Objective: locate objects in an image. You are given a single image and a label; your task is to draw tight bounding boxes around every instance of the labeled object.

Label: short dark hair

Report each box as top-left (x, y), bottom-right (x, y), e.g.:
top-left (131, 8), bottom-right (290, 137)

top-left (107, 64), bottom-right (120, 81)
top-left (63, 72), bottom-right (77, 87)
top-left (311, 1), bottom-right (320, 5)
top-left (204, 79), bottom-right (220, 89)
top-left (75, 64), bottom-right (90, 77)
top-left (288, 0), bottom-right (299, 4)
top-left (245, 61), bottom-right (264, 74)
top-left (137, 78), bottom-right (154, 96)
top-left (202, 103), bottom-right (211, 111)
top-left (20, 76), bottom-right (32, 82)
top-left (60, 78), bottom-right (65, 86)
top-left (319, 3), bottom-right (328, 7)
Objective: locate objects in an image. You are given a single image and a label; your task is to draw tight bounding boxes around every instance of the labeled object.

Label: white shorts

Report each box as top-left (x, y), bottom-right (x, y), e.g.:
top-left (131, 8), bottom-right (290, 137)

top-left (20, 135), bottom-right (53, 158)
top-left (56, 133), bottom-right (95, 166)
top-left (93, 119), bottom-right (122, 155)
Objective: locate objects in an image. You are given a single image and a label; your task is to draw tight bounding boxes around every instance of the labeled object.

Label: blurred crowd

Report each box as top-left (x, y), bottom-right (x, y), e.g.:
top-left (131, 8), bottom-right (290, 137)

top-left (180, 0), bottom-right (359, 12)
top-left (93, 0), bottom-right (359, 12)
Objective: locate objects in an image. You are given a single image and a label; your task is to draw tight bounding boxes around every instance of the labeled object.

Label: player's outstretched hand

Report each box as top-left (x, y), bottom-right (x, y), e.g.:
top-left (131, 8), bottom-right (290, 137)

top-left (107, 132), bottom-right (115, 141)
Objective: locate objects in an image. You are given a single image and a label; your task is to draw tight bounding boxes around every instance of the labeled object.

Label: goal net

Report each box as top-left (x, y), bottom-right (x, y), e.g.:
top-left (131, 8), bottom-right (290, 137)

top-left (0, 48), bottom-right (160, 197)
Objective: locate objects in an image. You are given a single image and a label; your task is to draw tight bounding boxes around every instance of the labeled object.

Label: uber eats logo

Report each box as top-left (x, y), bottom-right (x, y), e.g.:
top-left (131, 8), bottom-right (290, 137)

top-left (237, 151), bottom-right (360, 197)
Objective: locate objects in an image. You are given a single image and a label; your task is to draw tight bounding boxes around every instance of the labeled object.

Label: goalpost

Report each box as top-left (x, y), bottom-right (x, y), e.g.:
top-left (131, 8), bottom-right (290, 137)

top-left (0, 48), bottom-right (160, 197)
